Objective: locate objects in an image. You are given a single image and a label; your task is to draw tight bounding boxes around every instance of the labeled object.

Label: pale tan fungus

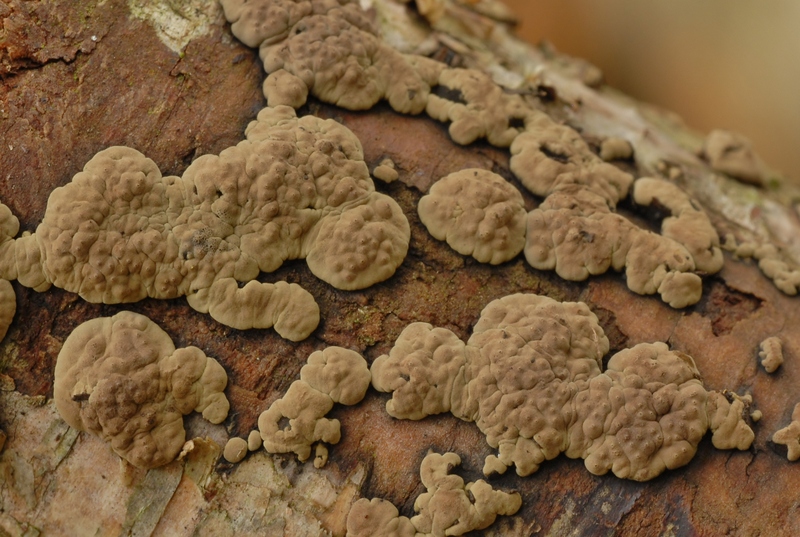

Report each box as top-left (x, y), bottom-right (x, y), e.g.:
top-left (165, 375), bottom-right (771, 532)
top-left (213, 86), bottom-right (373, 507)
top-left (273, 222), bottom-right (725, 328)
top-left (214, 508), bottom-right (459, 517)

top-left (372, 158), bottom-right (399, 183)
top-left (1, 106), bottom-right (410, 338)
top-left (186, 279), bottom-right (319, 341)
top-left (772, 403), bottom-right (800, 461)
top-left (425, 68), bottom-right (534, 146)
top-left (257, 347), bottom-right (371, 467)
top-left (53, 311), bottom-right (230, 469)
top-left (599, 136), bottom-right (633, 161)
top-left (750, 410), bottom-right (762, 422)
top-left (346, 498), bottom-right (415, 537)
top-left (346, 451), bottom-right (521, 537)
top-left (247, 429), bottom-right (263, 451)
top-left (373, 293), bottom-right (753, 480)
top-left (632, 177), bottom-right (723, 274)
top-left (706, 391), bottom-right (756, 450)
top-left (223, 437), bottom-right (249, 463)
top-left (262, 68), bottom-right (309, 108)
top-left (418, 168), bottom-right (527, 264)
top-left (703, 129), bottom-right (765, 186)
top-left (758, 336), bottom-right (784, 374)
top-left (222, 0), bottom-right (442, 114)
top-left (0, 279), bottom-right (15, 343)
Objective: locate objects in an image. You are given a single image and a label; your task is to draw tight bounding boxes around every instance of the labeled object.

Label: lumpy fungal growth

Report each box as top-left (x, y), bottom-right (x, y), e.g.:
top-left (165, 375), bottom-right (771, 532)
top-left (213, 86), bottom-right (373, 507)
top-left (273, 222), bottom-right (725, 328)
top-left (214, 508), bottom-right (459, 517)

top-left (418, 168), bottom-right (527, 265)
top-left (53, 311), bottom-right (230, 469)
top-left (255, 346), bottom-right (371, 468)
top-left (346, 451), bottom-right (521, 537)
top-left (758, 336), bottom-right (784, 374)
top-left (773, 403), bottom-right (800, 461)
top-left (702, 129), bottom-right (765, 186)
top-left (372, 293), bottom-right (754, 480)
top-left (0, 106), bottom-right (410, 340)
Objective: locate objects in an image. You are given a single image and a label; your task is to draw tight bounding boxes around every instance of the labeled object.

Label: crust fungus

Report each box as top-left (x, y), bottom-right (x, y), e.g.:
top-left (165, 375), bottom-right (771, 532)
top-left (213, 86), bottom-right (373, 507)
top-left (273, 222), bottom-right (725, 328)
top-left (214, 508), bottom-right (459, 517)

top-left (702, 129), bottom-right (765, 186)
top-left (0, 106), bottom-right (410, 340)
top-left (599, 137), bottom-right (634, 162)
top-left (772, 403), bottom-right (800, 461)
top-left (345, 451), bottom-right (521, 537)
top-left (221, 0), bottom-right (442, 114)
top-left (256, 346), bottom-right (371, 468)
top-left (758, 336), bottom-right (784, 374)
top-left (0, 279), bottom-right (14, 344)
top-left (426, 68), bottom-right (534, 146)
top-left (418, 168), bottom-right (527, 264)
top-left (632, 177), bottom-right (724, 275)
top-left (223, 437), bottom-right (249, 464)
top-left (53, 311), bottom-right (230, 469)
top-left (372, 293), bottom-right (754, 480)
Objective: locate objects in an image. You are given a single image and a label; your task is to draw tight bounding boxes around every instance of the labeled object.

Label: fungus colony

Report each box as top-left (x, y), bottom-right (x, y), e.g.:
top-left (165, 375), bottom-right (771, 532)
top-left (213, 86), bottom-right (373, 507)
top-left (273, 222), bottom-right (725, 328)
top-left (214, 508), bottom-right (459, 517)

top-left (0, 0), bottom-right (798, 534)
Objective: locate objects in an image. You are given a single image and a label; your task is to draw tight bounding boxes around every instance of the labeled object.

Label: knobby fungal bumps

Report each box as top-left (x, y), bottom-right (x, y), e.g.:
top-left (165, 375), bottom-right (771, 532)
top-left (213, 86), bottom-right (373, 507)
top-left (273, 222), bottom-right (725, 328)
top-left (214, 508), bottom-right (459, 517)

top-left (372, 293), bottom-right (754, 481)
top-left (346, 451), bottom-right (522, 537)
top-left (53, 311), bottom-right (230, 469)
top-left (0, 105), bottom-right (410, 341)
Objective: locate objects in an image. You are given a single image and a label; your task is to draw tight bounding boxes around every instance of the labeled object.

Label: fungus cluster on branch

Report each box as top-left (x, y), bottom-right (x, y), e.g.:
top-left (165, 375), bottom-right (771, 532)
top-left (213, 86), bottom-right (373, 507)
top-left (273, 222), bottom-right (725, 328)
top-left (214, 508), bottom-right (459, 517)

top-left (372, 293), bottom-right (754, 481)
top-left (346, 451), bottom-right (522, 537)
top-left (53, 311), bottom-right (230, 469)
top-left (0, 106), bottom-right (410, 342)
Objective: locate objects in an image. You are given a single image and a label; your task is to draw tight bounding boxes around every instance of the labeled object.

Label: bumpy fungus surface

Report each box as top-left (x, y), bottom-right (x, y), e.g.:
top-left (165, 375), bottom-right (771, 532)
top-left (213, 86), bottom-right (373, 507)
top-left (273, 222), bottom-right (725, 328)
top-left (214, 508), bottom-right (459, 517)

top-left (0, 279), bottom-right (14, 344)
top-left (53, 311), bottom-right (230, 469)
top-left (256, 346), bottom-right (371, 468)
top-left (758, 336), bottom-right (784, 374)
top-left (727, 240), bottom-right (800, 296)
top-left (773, 403), bottom-right (800, 461)
top-left (703, 129), bottom-right (765, 186)
top-left (346, 451), bottom-right (521, 537)
top-left (211, 1), bottom-right (737, 310)
top-left (372, 293), bottom-right (753, 480)
top-left (418, 168), bottom-right (527, 264)
top-left (0, 106), bottom-right (410, 340)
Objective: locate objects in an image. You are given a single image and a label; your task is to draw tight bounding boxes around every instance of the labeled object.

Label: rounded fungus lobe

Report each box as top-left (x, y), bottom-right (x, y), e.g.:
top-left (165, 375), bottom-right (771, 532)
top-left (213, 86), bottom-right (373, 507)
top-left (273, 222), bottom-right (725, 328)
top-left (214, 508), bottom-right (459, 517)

top-left (758, 336), bottom-right (784, 374)
top-left (186, 279), bottom-right (319, 341)
top-left (706, 391), bottom-right (755, 450)
top-left (0, 202), bottom-right (20, 281)
top-left (305, 192), bottom-right (411, 291)
top-left (257, 347), bottom-right (370, 467)
top-left (425, 68), bottom-right (534, 146)
top-left (772, 403), bottom-right (800, 461)
top-left (299, 346), bottom-right (372, 405)
top-left (0, 279), bottom-right (15, 343)
top-left (509, 116), bottom-right (633, 202)
top-left (703, 129), bottom-right (765, 186)
top-left (346, 451), bottom-right (521, 537)
top-left (12, 106), bottom-right (409, 337)
top-left (599, 137), bottom-right (634, 162)
top-left (632, 178), bottom-right (723, 275)
top-left (223, 437), bottom-right (249, 464)
top-left (418, 169), bottom-right (527, 265)
top-left (222, 0), bottom-right (440, 114)
top-left (373, 293), bottom-right (753, 481)
top-left (346, 498), bottom-right (416, 537)
top-left (53, 311), bottom-right (230, 469)
top-left (262, 68), bottom-right (309, 108)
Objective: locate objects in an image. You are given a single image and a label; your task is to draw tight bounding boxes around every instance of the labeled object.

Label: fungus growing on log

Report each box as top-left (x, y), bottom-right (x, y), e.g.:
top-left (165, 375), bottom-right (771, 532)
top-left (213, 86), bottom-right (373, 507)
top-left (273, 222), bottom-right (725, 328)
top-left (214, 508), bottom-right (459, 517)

top-left (773, 403), bottom-right (800, 461)
top-left (256, 346), bottom-right (371, 468)
top-left (53, 311), bottom-right (230, 469)
top-left (346, 451), bottom-right (521, 537)
top-left (418, 168), bottom-right (527, 264)
top-left (0, 106), bottom-right (410, 340)
top-left (372, 293), bottom-right (754, 480)
top-left (759, 336), bottom-right (784, 374)
top-left (702, 129), bottom-right (766, 186)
